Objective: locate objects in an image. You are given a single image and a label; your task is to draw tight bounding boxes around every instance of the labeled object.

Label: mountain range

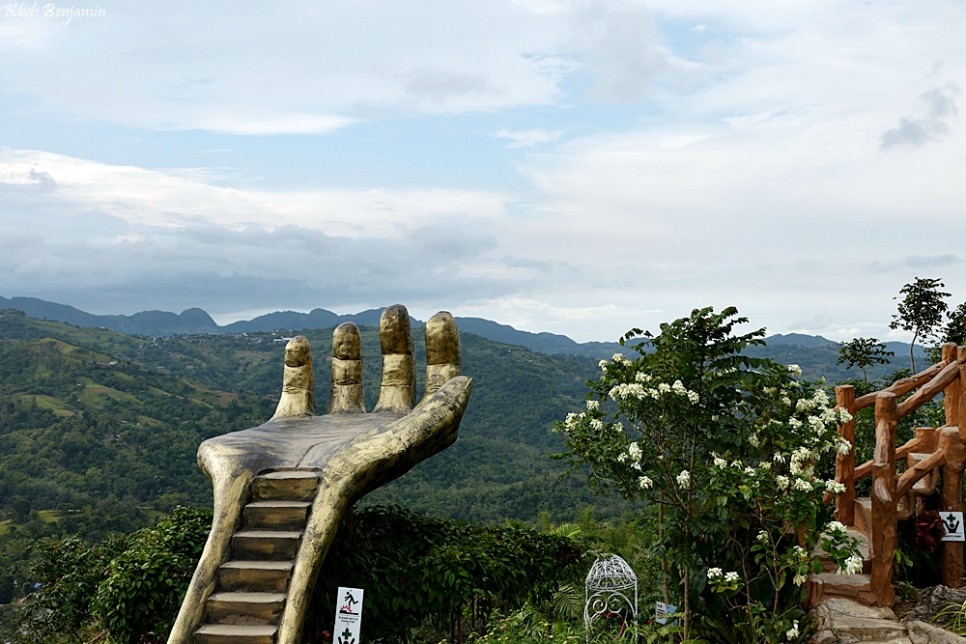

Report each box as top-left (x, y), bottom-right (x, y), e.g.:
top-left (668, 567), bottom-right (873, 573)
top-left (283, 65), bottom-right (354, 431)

top-left (0, 294), bottom-right (926, 376)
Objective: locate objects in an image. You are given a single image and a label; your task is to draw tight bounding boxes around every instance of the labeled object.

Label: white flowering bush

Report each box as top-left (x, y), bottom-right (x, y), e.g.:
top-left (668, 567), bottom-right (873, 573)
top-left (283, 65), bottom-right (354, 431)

top-left (556, 307), bottom-right (859, 642)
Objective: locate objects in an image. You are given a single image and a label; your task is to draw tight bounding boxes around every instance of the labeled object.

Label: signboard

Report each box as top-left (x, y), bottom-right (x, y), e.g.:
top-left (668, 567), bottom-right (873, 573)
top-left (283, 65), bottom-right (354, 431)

top-left (333, 586), bottom-right (364, 644)
top-left (942, 512), bottom-right (965, 542)
top-left (655, 601), bottom-right (677, 625)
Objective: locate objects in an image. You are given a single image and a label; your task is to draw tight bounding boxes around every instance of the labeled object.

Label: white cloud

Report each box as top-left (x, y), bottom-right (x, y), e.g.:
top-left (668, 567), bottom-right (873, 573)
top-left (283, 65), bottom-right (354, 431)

top-left (0, 147), bottom-right (511, 237)
top-left (881, 84), bottom-right (960, 149)
top-left (2, 0), bottom-right (966, 345)
top-left (490, 128), bottom-right (565, 148)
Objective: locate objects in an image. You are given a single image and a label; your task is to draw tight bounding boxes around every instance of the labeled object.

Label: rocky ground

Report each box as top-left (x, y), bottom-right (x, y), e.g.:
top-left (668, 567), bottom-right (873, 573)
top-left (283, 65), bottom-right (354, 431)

top-left (895, 586), bottom-right (966, 635)
top-left (812, 587), bottom-right (966, 643)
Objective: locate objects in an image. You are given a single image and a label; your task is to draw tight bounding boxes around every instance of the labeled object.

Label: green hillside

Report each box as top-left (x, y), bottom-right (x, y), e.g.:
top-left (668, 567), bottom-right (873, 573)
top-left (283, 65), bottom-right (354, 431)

top-left (0, 306), bottom-right (925, 607)
top-left (0, 310), bottom-right (611, 528)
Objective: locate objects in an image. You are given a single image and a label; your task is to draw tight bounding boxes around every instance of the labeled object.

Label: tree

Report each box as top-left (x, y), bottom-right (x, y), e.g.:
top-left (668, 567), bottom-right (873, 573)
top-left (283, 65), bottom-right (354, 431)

top-left (889, 277), bottom-right (950, 372)
top-left (837, 337), bottom-right (893, 384)
top-left (557, 307), bottom-right (857, 642)
top-left (944, 302), bottom-right (966, 345)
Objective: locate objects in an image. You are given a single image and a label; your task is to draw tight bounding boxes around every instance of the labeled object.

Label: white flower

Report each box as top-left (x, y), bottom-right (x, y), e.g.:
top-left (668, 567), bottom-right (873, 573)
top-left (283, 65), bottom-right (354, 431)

top-left (627, 442), bottom-right (642, 461)
top-left (613, 422), bottom-right (624, 434)
top-left (786, 620), bottom-right (800, 640)
top-left (671, 379), bottom-right (688, 396)
top-left (590, 418), bottom-right (604, 431)
top-left (773, 452), bottom-right (786, 463)
top-left (724, 571), bottom-right (739, 583)
top-left (792, 572), bottom-right (807, 586)
top-left (744, 466), bottom-right (756, 476)
top-left (836, 439), bottom-right (852, 455)
top-left (748, 433), bottom-right (760, 447)
top-left (687, 390), bottom-right (700, 404)
top-left (787, 364), bottom-right (802, 376)
top-left (599, 359), bottom-right (608, 371)
top-left (563, 412), bottom-right (585, 432)
top-left (756, 530), bottom-right (769, 543)
top-left (707, 567), bottom-right (723, 579)
top-left (793, 477), bottom-right (814, 492)
top-left (658, 382), bottom-right (672, 394)
top-left (776, 475), bottom-right (790, 490)
top-left (586, 399), bottom-right (599, 411)
top-left (788, 417), bottom-right (803, 430)
top-left (638, 475), bottom-right (653, 490)
top-left (713, 455), bottom-right (728, 469)
top-left (616, 453), bottom-right (628, 463)
top-left (826, 520), bottom-right (847, 535)
top-left (676, 469), bottom-right (691, 489)
top-left (825, 480), bottom-right (846, 494)
top-left (840, 554), bottom-right (863, 575)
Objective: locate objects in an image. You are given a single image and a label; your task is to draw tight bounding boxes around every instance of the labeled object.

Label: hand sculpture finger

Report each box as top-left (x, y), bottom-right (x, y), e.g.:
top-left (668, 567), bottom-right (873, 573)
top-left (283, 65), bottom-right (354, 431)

top-left (423, 311), bottom-right (461, 401)
top-left (329, 323), bottom-right (365, 414)
top-left (374, 304), bottom-right (416, 413)
top-left (271, 335), bottom-right (315, 419)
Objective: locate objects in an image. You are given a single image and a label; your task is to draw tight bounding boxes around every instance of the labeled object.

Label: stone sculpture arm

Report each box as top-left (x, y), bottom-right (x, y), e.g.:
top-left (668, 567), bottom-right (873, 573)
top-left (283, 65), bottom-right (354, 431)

top-left (169, 305), bottom-right (472, 644)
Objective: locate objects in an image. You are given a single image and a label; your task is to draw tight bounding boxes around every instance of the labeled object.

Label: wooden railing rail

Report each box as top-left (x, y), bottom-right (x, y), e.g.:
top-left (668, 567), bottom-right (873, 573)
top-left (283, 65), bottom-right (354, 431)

top-left (852, 431), bottom-right (935, 482)
top-left (897, 361), bottom-right (960, 418)
top-left (831, 343), bottom-right (966, 604)
top-left (895, 449), bottom-right (946, 499)
top-left (853, 362), bottom-right (947, 411)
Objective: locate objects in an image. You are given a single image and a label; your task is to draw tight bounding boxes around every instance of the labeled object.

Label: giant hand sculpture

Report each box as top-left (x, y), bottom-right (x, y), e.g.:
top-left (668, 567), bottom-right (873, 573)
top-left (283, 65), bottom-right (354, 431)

top-left (169, 305), bottom-right (472, 644)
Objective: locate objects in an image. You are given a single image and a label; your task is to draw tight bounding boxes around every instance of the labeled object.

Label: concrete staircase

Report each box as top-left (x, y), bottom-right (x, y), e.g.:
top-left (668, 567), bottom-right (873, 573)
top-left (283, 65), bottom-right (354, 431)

top-left (194, 470), bottom-right (320, 644)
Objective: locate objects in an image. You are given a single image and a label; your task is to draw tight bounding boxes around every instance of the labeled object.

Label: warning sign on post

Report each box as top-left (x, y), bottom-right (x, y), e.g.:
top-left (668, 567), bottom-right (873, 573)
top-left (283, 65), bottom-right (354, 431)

top-left (655, 601), bottom-right (677, 625)
top-left (942, 512), bottom-right (964, 542)
top-left (333, 587), bottom-right (364, 644)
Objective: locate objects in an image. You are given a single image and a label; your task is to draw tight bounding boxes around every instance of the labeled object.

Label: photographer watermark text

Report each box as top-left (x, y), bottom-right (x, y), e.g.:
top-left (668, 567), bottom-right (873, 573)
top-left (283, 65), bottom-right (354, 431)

top-left (4, 2), bottom-right (106, 25)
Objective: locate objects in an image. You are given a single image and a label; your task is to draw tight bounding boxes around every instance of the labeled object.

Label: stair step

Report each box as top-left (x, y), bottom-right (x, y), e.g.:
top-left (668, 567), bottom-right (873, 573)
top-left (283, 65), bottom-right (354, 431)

top-left (815, 527), bottom-right (870, 573)
top-left (194, 623), bottom-right (277, 644)
top-left (824, 615), bottom-right (908, 641)
top-left (808, 571), bottom-right (880, 607)
top-left (206, 592), bottom-right (286, 625)
top-left (251, 470), bottom-right (320, 502)
top-left (232, 531), bottom-right (302, 560)
top-left (219, 560), bottom-right (294, 593)
top-left (243, 501), bottom-right (311, 530)
top-left (812, 597), bottom-right (909, 641)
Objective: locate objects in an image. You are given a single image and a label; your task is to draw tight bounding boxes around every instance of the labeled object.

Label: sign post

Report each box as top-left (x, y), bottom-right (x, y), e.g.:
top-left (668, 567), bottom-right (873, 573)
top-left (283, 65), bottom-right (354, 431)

top-left (333, 586), bottom-right (364, 644)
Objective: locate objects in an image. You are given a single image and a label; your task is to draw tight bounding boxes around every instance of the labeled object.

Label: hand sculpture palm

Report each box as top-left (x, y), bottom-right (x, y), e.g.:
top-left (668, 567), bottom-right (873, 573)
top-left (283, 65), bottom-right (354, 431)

top-left (169, 305), bottom-right (472, 644)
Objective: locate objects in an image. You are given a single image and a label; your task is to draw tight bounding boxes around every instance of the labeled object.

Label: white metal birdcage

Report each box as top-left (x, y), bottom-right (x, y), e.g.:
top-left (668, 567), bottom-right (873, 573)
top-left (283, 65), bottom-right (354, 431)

top-left (583, 553), bottom-right (638, 640)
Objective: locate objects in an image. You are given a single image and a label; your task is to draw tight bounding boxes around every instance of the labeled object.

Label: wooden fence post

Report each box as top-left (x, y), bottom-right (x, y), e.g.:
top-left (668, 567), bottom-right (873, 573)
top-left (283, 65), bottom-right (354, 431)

top-left (835, 385), bottom-right (856, 525)
top-left (958, 346), bottom-right (966, 443)
top-left (941, 425), bottom-right (966, 588)
top-left (943, 343), bottom-right (958, 428)
top-left (870, 392), bottom-right (897, 605)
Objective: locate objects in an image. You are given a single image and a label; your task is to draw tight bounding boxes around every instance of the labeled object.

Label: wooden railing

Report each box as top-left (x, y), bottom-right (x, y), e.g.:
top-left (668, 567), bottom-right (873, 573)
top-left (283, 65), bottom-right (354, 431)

top-left (833, 343), bottom-right (966, 605)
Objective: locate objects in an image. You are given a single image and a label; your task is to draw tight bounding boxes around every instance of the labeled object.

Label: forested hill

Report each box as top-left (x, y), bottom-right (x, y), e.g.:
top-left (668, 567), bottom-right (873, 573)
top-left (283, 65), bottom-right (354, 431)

top-left (0, 295), bottom-right (925, 369)
top-left (0, 309), bottom-right (609, 529)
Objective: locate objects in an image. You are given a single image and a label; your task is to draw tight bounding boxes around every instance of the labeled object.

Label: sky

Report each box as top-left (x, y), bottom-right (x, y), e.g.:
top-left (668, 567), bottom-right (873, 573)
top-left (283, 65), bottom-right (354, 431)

top-left (1, 0), bottom-right (964, 344)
